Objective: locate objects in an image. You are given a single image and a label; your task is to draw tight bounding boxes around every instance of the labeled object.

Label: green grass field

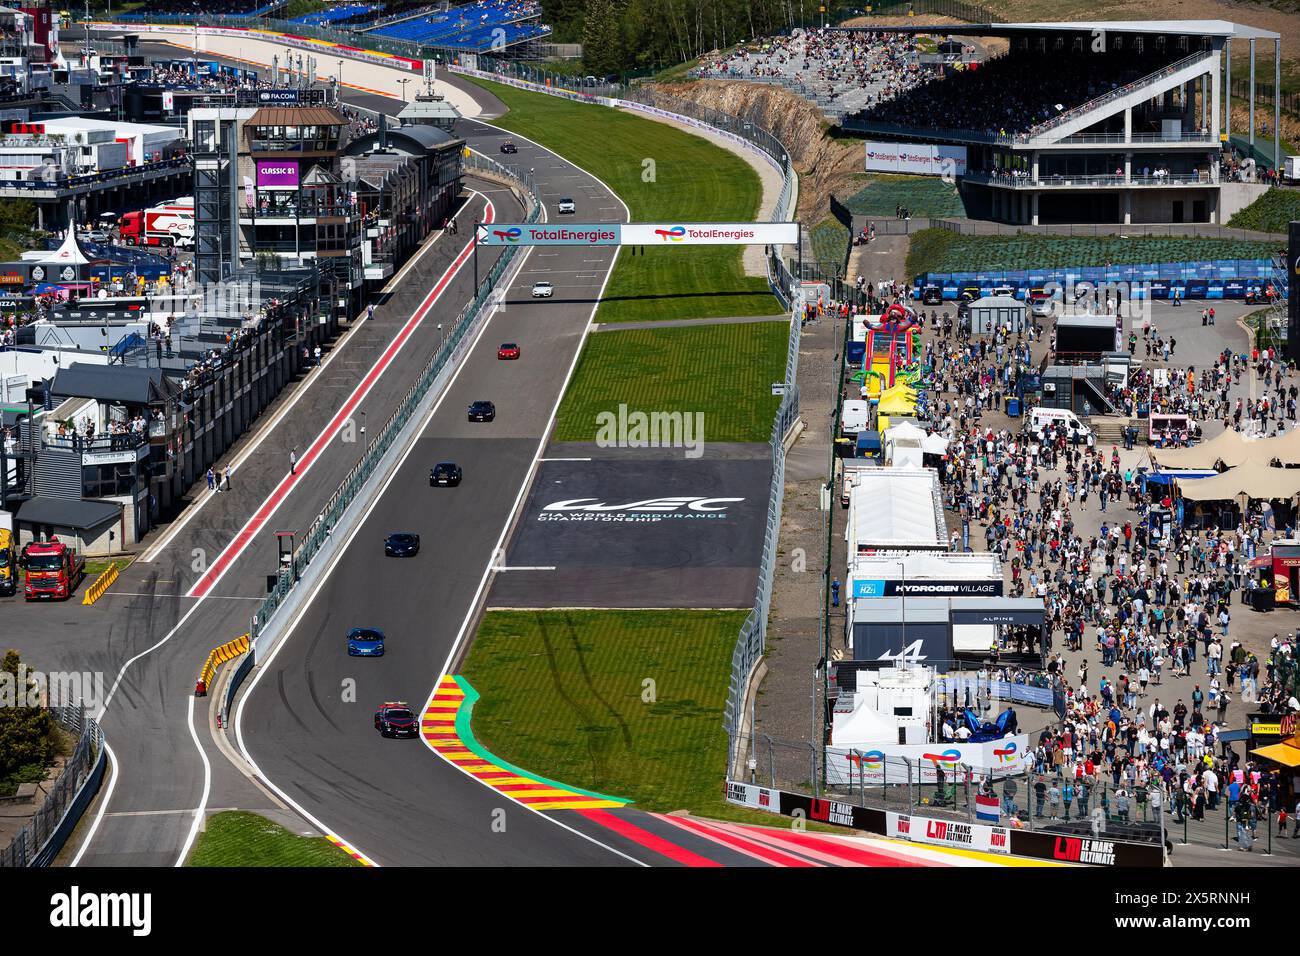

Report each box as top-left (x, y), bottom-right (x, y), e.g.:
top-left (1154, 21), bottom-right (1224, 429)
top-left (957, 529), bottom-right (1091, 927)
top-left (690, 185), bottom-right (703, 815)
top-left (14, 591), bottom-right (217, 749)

top-left (553, 320), bottom-right (788, 443)
top-left (461, 609), bottom-right (780, 822)
top-left (1227, 187), bottom-right (1300, 234)
top-left (186, 811), bottom-right (363, 867)
top-left (842, 173), bottom-right (968, 219)
top-left (465, 77), bottom-right (777, 323)
top-left (810, 217), bottom-right (850, 278)
top-left (906, 228), bottom-right (1281, 277)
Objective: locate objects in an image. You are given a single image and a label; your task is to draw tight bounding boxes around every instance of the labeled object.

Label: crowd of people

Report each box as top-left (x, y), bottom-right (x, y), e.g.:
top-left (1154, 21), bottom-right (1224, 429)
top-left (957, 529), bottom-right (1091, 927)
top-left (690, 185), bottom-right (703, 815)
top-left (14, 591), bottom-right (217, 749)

top-left (695, 28), bottom-right (929, 115)
top-left (853, 48), bottom-right (1179, 139)
top-left (825, 268), bottom-right (1300, 842)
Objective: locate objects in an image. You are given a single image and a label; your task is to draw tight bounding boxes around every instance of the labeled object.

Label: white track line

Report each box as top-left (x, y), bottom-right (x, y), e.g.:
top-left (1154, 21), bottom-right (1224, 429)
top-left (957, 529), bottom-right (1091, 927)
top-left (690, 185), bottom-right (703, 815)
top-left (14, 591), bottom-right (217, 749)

top-left (232, 240), bottom-right (536, 867)
top-left (138, 201), bottom-right (468, 564)
top-left (70, 740), bottom-right (118, 867)
top-left (415, 118), bottom-right (644, 865)
top-left (175, 694), bottom-right (213, 865)
top-left (75, 193), bottom-right (488, 866)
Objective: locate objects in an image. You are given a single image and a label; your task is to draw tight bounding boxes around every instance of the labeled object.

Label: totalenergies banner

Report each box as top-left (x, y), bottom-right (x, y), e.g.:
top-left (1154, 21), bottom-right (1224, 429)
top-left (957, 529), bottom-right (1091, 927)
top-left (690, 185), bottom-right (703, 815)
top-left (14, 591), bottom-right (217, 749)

top-left (623, 222), bottom-right (798, 245)
top-left (824, 734), bottom-right (1031, 787)
top-left (865, 141), bottom-right (968, 177)
top-left (476, 222), bottom-right (798, 246)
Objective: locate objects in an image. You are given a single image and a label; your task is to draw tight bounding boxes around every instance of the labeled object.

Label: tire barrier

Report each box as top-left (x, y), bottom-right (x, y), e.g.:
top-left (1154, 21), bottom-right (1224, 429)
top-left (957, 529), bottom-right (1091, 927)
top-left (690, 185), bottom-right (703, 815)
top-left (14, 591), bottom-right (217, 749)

top-left (81, 561), bottom-right (119, 606)
top-left (196, 634), bottom-right (250, 697)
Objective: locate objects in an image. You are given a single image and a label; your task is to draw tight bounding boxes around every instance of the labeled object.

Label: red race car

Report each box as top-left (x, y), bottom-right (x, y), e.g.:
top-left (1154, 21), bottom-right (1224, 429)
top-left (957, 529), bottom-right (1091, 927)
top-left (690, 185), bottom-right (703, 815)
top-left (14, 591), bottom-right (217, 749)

top-left (497, 342), bottom-right (521, 360)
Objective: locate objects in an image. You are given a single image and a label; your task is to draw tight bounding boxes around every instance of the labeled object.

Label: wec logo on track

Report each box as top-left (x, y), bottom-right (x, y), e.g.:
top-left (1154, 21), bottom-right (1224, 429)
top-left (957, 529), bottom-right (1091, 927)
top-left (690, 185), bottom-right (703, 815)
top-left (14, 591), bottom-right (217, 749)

top-left (538, 496), bottom-right (744, 522)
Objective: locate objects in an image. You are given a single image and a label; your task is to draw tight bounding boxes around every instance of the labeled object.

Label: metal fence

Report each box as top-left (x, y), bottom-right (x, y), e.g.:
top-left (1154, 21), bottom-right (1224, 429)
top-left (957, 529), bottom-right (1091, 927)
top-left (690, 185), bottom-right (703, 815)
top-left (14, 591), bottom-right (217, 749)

top-left (0, 706), bottom-right (104, 868)
top-left (249, 154), bottom-right (540, 641)
top-left (836, 214), bottom-right (1284, 241)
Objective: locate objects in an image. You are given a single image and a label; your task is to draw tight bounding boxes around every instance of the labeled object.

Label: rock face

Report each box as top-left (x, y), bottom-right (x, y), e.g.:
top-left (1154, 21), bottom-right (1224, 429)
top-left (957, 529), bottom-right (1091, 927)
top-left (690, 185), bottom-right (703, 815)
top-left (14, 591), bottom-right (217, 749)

top-left (649, 80), bottom-right (864, 222)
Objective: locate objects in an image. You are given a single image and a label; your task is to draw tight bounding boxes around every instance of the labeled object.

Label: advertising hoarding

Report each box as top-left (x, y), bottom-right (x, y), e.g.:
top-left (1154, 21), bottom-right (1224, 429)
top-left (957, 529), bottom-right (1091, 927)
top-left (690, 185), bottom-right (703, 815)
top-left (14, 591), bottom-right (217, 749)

top-left (476, 222), bottom-right (798, 246)
top-left (865, 141), bottom-right (967, 177)
top-left (256, 160), bottom-right (299, 188)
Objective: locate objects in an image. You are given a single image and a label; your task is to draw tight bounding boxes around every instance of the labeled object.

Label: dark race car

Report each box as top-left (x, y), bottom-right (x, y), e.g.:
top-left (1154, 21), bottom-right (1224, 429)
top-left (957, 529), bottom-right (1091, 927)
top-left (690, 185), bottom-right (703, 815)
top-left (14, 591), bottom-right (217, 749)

top-left (468, 400), bottom-right (496, 422)
top-left (384, 532), bottom-right (420, 557)
top-left (374, 702), bottom-right (418, 738)
top-left (497, 342), bottom-right (520, 360)
top-left (500, 141), bottom-right (518, 154)
top-left (430, 462), bottom-right (462, 486)
top-left (348, 627), bottom-right (386, 657)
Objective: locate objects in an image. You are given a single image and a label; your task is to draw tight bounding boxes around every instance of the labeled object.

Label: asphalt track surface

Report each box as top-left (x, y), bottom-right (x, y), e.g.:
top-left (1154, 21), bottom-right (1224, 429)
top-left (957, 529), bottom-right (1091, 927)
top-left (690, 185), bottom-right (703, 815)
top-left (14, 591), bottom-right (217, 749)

top-left (51, 54), bottom-right (657, 867)
top-left (38, 58), bottom-right (922, 868)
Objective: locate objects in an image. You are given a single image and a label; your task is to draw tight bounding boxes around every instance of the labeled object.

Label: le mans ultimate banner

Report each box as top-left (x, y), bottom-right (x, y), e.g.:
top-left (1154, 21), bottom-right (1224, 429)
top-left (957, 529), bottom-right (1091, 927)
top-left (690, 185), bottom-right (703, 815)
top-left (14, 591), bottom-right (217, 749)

top-left (1290, 221), bottom-right (1300, 362)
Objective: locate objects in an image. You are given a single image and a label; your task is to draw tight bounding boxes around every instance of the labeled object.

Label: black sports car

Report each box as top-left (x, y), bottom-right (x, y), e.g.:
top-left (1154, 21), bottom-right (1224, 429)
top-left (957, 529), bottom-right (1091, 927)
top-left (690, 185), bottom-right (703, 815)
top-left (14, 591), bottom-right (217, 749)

top-left (468, 400), bottom-right (496, 422)
top-left (384, 532), bottom-right (420, 556)
top-left (374, 702), bottom-right (418, 738)
top-left (430, 462), bottom-right (462, 486)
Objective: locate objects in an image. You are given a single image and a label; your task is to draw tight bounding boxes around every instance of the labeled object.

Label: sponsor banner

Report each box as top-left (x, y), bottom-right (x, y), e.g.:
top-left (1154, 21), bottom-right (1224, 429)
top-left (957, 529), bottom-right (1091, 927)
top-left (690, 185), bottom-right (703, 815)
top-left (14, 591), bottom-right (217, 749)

top-left (934, 676), bottom-right (1055, 709)
top-left (887, 811), bottom-right (1011, 854)
top-left (537, 495), bottom-right (746, 522)
top-left (82, 449), bottom-right (141, 466)
top-left (477, 222), bottom-right (797, 246)
top-left (103, 23), bottom-right (423, 71)
top-left (865, 141), bottom-right (967, 177)
top-left (852, 578), bottom-right (1002, 598)
top-left (824, 735), bottom-right (1031, 787)
top-left (257, 88), bottom-right (303, 104)
top-left (724, 780), bottom-right (779, 812)
top-left (256, 160), bottom-right (299, 188)
top-left (778, 790), bottom-right (886, 832)
top-left (1009, 829), bottom-right (1162, 867)
top-left (476, 222), bottom-right (620, 246)
top-left (623, 222), bottom-right (798, 246)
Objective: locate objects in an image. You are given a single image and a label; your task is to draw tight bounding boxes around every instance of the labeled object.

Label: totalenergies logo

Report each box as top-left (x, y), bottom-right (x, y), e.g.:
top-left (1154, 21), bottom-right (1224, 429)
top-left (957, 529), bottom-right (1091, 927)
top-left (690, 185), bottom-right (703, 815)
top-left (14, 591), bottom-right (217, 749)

top-left (993, 742), bottom-right (1019, 764)
top-left (922, 749), bottom-right (962, 765)
top-left (846, 750), bottom-right (885, 769)
top-left (654, 225), bottom-right (686, 241)
top-left (492, 227), bottom-right (522, 242)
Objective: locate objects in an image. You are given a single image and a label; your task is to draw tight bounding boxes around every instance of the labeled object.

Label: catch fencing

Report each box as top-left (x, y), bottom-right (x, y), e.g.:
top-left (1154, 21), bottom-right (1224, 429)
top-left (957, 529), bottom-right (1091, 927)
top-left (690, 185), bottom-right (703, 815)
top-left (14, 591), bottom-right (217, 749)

top-left (0, 706), bottom-right (105, 868)
top-left (247, 153), bottom-right (539, 645)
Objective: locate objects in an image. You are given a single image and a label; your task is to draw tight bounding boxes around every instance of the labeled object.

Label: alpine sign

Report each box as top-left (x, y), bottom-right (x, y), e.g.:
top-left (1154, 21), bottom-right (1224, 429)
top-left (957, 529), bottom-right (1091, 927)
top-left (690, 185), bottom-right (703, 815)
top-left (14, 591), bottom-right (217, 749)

top-left (476, 222), bottom-right (798, 246)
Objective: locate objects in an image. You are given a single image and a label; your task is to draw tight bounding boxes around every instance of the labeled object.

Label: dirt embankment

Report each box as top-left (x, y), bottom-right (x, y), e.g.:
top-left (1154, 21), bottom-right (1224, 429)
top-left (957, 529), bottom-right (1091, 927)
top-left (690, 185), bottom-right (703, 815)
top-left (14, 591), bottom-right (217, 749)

top-left (650, 80), bottom-right (863, 222)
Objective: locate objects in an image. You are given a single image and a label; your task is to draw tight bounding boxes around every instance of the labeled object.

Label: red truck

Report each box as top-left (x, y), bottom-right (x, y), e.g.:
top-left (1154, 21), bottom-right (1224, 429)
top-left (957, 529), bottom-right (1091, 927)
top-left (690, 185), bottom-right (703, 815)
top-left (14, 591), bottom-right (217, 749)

top-left (22, 537), bottom-right (86, 601)
top-left (117, 198), bottom-right (194, 248)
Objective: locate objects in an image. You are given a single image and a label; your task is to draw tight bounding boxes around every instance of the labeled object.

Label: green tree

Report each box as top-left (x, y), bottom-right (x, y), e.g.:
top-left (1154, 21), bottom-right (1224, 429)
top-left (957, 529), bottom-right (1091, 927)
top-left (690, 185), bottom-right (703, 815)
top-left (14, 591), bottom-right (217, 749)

top-left (0, 650), bottom-right (56, 782)
top-left (581, 0), bottom-right (623, 77)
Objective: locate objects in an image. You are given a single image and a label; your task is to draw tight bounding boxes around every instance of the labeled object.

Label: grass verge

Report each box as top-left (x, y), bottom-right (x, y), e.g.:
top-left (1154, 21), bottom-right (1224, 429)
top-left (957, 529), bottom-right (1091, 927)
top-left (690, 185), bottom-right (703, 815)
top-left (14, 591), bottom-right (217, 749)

top-left (185, 811), bottom-right (363, 867)
top-left (84, 556), bottom-right (135, 578)
top-left (463, 76), bottom-right (777, 323)
top-left (1227, 187), bottom-right (1300, 234)
top-left (554, 320), bottom-right (787, 443)
top-left (462, 609), bottom-right (820, 826)
top-left (906, 228), bottom-right (1282, 277)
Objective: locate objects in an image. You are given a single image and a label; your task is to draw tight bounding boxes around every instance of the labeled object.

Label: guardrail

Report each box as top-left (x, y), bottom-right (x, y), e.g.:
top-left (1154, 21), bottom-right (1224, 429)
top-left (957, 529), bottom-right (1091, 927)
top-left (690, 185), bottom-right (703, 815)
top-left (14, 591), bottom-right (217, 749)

top-left (247, 153), bottom-right (541, 646)
top-left (0, 706), bottom-right (105, 868)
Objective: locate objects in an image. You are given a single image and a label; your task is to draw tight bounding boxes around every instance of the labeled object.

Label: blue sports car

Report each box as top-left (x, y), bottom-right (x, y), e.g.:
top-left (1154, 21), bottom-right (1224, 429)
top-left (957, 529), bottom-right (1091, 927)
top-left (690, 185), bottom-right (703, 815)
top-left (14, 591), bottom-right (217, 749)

top-left (347, 627), bottom-right (386, 657)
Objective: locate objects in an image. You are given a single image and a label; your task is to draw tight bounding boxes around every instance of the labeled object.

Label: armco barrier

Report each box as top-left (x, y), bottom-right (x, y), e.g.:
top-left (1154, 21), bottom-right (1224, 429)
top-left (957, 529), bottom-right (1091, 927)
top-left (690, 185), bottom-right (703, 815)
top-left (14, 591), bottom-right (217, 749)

top-left (81, 561), bottom-right (119, 605)
top-left (1, 708), bottom-right (105, 868)
top-left (246, 153), bottom-right (541, 648)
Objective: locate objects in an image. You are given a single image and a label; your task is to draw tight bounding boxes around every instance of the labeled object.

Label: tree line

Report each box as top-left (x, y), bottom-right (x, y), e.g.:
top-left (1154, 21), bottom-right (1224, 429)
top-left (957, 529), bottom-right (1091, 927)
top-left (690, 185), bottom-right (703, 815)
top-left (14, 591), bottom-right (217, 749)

top-left (543, 0), bottom-right (858, 76)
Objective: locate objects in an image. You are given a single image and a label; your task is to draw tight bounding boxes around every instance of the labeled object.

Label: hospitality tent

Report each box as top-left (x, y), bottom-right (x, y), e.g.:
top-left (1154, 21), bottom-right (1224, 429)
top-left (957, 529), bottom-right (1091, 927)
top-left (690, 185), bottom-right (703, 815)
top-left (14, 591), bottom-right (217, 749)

top-left (1152, 427), bottom-right (1300, 470)
top-left (1175, 460), bottom-right (1300, 501)
top-left (877, 384), bottom-right (916, 416)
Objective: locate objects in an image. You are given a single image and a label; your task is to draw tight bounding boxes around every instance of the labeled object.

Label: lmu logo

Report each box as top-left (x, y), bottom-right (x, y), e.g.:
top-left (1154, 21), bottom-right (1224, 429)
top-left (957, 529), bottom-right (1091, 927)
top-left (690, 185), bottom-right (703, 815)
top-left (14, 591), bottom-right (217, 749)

top-left (1052, 837), bottom-right (1116, 865)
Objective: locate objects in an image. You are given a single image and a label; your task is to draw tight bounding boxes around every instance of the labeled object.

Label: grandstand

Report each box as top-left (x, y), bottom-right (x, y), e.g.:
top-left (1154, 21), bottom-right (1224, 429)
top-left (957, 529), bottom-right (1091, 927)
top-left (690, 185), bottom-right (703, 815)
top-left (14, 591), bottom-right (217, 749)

top-left (362, 0), bottom-right (549, 53)
top-left (838, 20), bottom-right (1283, 228)
top-left (289, 4), bottom-right (381, 27)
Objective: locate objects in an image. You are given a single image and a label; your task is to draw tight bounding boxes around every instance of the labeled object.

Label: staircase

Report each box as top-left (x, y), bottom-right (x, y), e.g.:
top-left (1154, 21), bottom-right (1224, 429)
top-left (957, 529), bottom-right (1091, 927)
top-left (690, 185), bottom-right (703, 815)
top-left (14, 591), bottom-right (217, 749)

top-left (32, 446), bottom-right (82, 499)
top-left (1090, 414), bottom-right (1132, 444)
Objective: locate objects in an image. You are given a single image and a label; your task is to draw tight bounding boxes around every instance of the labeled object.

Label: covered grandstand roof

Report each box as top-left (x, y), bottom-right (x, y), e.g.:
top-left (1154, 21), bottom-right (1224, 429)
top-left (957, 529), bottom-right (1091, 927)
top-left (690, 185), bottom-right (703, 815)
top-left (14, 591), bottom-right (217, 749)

top-left (844, 19), bottom-right (1279, 41)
